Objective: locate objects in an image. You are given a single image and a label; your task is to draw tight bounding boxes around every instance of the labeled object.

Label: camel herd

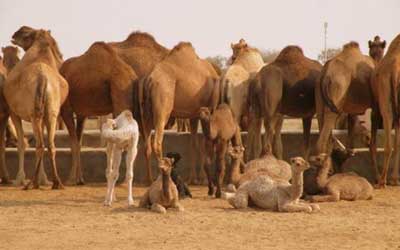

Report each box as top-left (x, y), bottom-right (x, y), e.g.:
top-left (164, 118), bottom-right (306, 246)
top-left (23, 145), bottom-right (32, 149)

top-left (0, 25), bottom-right (399, 213)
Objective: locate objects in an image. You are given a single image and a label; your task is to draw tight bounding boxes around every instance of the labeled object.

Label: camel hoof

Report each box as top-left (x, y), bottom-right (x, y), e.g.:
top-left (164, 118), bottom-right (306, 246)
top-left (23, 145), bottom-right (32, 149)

top-left (76, 178), bottom-right (85, 186)
top-left (65, 177), bottom-right (77, 186)
top-left (38, 179), bottom-right (53, 186)
top-left (388, 178), bottom-right (400, 186)
top-left (52, 182), bottom-right (65, 190)
top-left (104, 201), bottom-right (112, 207)
top-left (374, 182), bottom-right (386, 189)
top-left (128, 200), bottom-right (134, 207)
top-left (14, 178), bottom-right (29, 187)
top-left (310, 204), bottom-right (320, 212)
top-left (215, 190), bottom-right (222, 199)
top-left (207, 187), bottom-right (214, 196)
top-left (0, 177), bottom-right (11, 185)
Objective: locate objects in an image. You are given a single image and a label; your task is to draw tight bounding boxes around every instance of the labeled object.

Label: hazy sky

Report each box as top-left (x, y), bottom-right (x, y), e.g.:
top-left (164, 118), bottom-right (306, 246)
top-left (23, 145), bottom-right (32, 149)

top-left (1, 0), bottom-right (398, 61)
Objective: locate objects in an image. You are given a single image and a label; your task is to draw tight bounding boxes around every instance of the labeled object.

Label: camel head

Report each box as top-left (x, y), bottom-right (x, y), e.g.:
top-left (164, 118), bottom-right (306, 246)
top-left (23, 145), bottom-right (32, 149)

top-left (11, 26), bottom-right (38, 51)
top-left (1, 46), bottom-right (19, 69)
top-left (368, 36), bottom-right (386, 62)
top-left (227, 145), bottom-right (245, 160)
top-left (229, 38), bottom-right (248, 64)
top-left (12, 26), bottom-right (63, 61)
top-left (166, 152), bottom-right (182, 166)
top-left (289, 157), bottom-right (310, 172)
top-left (198, 107), bottom-right (211, 121)
top-left (159, 157), bottom-right (175, 175)
top-left (102, 119), bottom-right (117, 130)
top-left (308, 153), bottom-right (329, 168)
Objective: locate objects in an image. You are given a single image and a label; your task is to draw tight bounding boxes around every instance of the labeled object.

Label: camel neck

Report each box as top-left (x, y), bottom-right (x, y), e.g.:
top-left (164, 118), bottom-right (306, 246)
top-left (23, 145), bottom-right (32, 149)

top-left (316, 160), bottom-right (331, 189)
top-left (230, 157), bottom-right (242, 186)
top-left (162, 172), bottom-right (171, 200)
top-left (289, 170), bottom-right (304, 200)
top-left (4, 57), bottom-right (19, 73)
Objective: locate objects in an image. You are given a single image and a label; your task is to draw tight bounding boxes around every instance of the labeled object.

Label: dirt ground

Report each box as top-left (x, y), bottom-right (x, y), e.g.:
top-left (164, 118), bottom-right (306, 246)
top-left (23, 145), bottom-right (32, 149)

top-left (1, 185), bottom-right (400, 250)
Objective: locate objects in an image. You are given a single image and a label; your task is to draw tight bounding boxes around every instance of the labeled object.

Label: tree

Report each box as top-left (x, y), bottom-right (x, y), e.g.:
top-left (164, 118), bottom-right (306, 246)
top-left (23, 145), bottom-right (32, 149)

top-left (206, 55), bottom-right (227, 74)
top-left (259, 49), bottom-right (280, 64)
top-left (317, 48), bottom-right (341, 64)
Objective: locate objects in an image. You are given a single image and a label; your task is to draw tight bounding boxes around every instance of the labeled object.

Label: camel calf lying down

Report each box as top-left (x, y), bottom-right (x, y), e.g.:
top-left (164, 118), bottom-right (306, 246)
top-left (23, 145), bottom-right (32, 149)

top-left (223, 157), bottom-right (320, 213)
top-left (102, 110), bottom-right (139, 206)
top-left (227, 145), bottom-right (292, 192)
top-left (139, 157), bottom-right (184, 214)
top-left (308, 154), bottom-right (373, 202)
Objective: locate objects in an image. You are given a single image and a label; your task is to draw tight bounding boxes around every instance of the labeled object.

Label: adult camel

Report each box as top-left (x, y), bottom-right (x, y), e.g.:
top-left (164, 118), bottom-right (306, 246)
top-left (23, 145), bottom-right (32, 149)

top-left (370, 34), bottom-right (400, 187)
top-left (0, 55), bottom-right (9, 183)
top-left (369, 36), bottom-right (386, 63)
top-left (316, 42), bottom-right (376, 181)
top-left (248, 46), bottom-right (322, 159)
top-left (138, 42), bottom-right (220, 182)
top-left (60, 41), bottom-right (138, 185)
top-left (222, 39), bottom-right (265, 161)
top-left (3, 26), bottom-right (68, 189)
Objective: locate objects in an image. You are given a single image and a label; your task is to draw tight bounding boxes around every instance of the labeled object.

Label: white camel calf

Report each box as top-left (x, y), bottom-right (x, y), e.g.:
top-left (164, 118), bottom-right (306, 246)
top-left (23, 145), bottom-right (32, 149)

top-left (101, 110), bottom-right (139, 206)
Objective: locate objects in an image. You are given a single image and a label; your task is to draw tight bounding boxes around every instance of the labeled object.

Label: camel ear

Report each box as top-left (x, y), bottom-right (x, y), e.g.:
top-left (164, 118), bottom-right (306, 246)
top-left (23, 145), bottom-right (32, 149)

top-left (382, 41), bottom-right (386, 49)
top-left (368, 40), bottom-right (373, 48)
top-left (231, 43), bottom-right (234, 49)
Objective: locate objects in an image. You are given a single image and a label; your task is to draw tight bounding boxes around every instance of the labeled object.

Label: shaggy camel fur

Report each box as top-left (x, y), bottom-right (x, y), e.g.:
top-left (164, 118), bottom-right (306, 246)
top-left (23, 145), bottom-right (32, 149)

top-left (60, 41), bottom-right (137, 185)
top-left (102, 110), bottom-right (139, 206)
top-left (198, 104), bottom-right (242, 198)
top-left (308, 154), bottom-right (373, 202)
top-left (248, 46), bottom-right (322, 159)
top-left (316, 42), bottom-right (376, 181)
top-left (4, 26), bottom-right (68, 189)
top-left (227, 145), bottom-right (291, 191)
top-left (370, 34), bottom-right (400, 187)
top-left (223, 157), bottom-right (320, 213)
top-left (369, 36), bottom-right (386, 63)
top-left (222, 39), bottom-right (265, 161)
top-left (138, 42), bottom-right (220, 185)
top-left (139, 157), bottom-right (184, 214)
top-left (166, 152), bottom-right (192, 199)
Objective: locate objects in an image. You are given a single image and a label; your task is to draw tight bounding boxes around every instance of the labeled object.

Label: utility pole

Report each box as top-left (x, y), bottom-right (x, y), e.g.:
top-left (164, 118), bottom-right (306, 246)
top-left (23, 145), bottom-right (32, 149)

top-left (324, 22), bottom-right (328, 63)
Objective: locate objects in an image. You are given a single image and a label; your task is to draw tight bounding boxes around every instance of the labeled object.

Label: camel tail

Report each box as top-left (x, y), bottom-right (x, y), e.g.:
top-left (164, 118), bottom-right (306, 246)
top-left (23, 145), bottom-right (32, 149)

top-left (34, 73), bottom-right (47, 118)
top-left (391, 71), bottom-right (400, 126)
top-left (320, 75), bottom-right (340, 114)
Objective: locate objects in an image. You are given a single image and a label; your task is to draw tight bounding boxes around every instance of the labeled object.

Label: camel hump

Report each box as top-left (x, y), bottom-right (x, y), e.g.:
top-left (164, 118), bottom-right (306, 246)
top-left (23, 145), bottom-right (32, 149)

top-left (343, 41), bottom-right (360, 50)
top-left (34, 73), bottom-right (47, 117)
top-left (169, 42), bottom-right (195, 55)
top-left (125, 31), bottom-right (157, 45)
top-left (88, 42), bottom-right (116, 56)
top-left (275, 45), bottom-right (304, 63)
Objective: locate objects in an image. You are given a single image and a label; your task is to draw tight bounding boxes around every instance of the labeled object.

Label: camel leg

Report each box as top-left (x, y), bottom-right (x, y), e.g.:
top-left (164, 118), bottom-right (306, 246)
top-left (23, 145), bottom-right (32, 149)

top-left (45, 115), bottom-right (64, 189)
top-left (370, 108), bottom-right (380, 183)
top-left (316, 111), bottom-right (338, 154)
top-left (171, 199), bottom-right (184, 212)
top-left (138, 190), bottom-right (150, 208)
top-left (215, 141), bottom-right (227, 198)
top-left (105, 146), bottom-right (121, 206)
top-left (104, 143), bottom-right (114, 206)
top-left (151, 203), bottom-right (167, 214)
top-left (347, 115), bottom-right (356, 150)
top-left (152, 107), bottom-right (171, 163)
top-left (245, 117), bottom-right (262, 161)
top-left (0, 116), bottom-right (10, 184)
top-left (309, 191), bottom-right (340, 202)
top-left (61, 104), bottom-right (81, 186)
top-left (188, 118), bottom-right (199, 184)
top-left (226, 185), bottom-right (250, 209)
top-left (24, 119), bottom-right (45, 190)
top-left (75, 116), bottom-right (86, 185)
top-left (263, 114), bottom-right (275, 155)
top-left (272, 115), bottom-right (284, 159)
top-left (142, 123), bottom-right (153, 185)
top-left (10, 114), bottom-right (27, 186)
top-left (203, 139), bottom-right (215, 196)
top-left (378, 110), bottom-right (394, 188)
top-left (279, 202), bottom-right (313, 213)
top-left (125, 143), bottom-right (138, 206)
top-left (37, 123), bottom-right (50, 186)
top-left (302, 117), bottom-right (312, 159)
top-left (389, 125), bottom-right (400, 186)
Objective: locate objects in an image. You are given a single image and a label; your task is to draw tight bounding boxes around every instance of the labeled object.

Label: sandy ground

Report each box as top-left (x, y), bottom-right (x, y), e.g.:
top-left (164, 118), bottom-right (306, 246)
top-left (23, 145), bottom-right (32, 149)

top-left (1, 185), bottom-right (400, 250)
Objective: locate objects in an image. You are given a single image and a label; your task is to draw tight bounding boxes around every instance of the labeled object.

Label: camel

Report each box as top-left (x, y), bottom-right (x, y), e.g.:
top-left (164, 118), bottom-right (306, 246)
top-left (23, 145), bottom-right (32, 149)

top-left (102, 110), bottom-right (139, 206)
top-left (226, 145), bottom-right (291, 191)
top-left (60, 41), bottom-right (138, 185)
top-left (248, 46), bottom-right (322, 159)
top-left (138, 42), bottom-right (220, 186)
top-left (166, 152), bottom-right (192, 199)
top-left (222, 39), bottom-right (265, 161)
top-left (3, 26), bottom-right (68, 189)
top-left (139, 157), bottom-right (184, 214)
top-left (315, 41), bottom-right (376, 181)
top-left (369, 36), bottom-right (386, 63)
top-left (308, 153), bottom-right (373, 202)
top-left (370, 34), bottom-right (400, 187)
top-left (222, 156), bottom-right (320, 213)
top-left (0, 56), bottom-right (9, 184)
top-left (198, 104), bottom-right (242, 198)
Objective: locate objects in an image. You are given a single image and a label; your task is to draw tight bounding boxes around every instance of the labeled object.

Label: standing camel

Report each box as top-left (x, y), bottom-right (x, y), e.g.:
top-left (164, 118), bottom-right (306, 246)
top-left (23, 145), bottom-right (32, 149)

top-left (222, 39), bottom-right (265, 161)
top-left (316, 42), bottom-right (376, 181)
top-left (369, 36), bottom-right (386, 63)
top-left (370, 34), bottom-right (400, 187)
top-left (0, 55), bottom-right (9, 184)
top-left (60, 41), bottom-right (137, 185)
top-left (138, 42), bottom-right (220, 186)
top-left (248, 46), bottom-right (322, 159)
top-left (3, 26), bottom-right (68, 189)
